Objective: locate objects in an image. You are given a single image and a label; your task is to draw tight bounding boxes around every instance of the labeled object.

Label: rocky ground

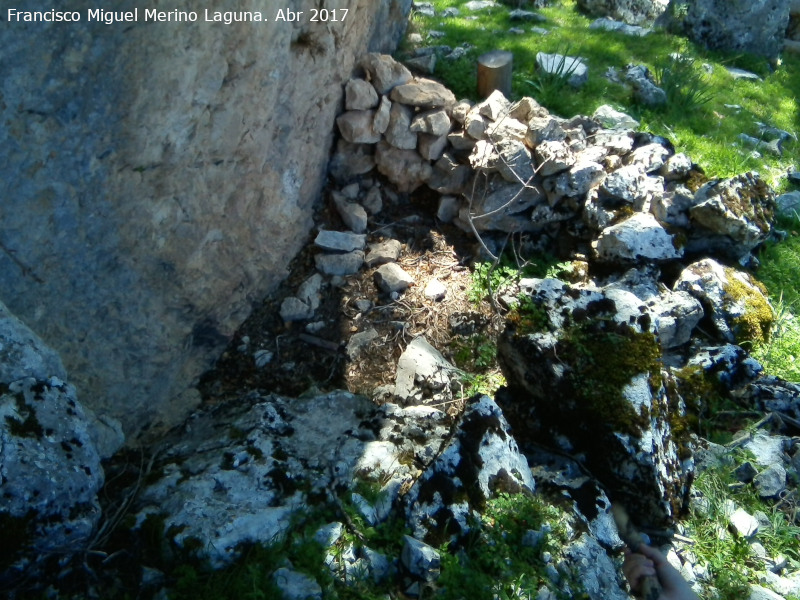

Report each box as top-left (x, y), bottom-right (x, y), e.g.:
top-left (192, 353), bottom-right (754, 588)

top-left (4, 51), bottom-right (800, 600)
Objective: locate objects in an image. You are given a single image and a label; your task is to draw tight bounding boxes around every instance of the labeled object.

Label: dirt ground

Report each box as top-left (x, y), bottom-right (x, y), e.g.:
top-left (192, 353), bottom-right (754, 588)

top-left (198, 182), bottom-right (507, 410)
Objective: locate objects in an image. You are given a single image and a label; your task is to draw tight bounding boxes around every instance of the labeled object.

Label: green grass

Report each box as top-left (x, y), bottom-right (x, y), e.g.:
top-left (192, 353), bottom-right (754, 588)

top-left (402, 0), bottom-right (800, 188)
top-left (687, 455), bottom-right (800, 600)
top-left (755, 216), bottom-right (800, 382)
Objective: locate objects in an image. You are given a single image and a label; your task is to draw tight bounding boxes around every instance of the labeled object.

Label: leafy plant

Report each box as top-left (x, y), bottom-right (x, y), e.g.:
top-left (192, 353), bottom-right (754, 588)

top-left (653, 54), bottom-right (715, 116)
top-left (523, 46), bottom-right (582, 110)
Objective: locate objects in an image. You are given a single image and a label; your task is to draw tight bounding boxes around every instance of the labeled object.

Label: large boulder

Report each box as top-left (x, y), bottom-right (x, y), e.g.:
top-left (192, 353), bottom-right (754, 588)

top-left (0, 300), bottom-right (117, 585)
top-left (577, 0), bottom-right (669, 25)
top-left (0, 0), bottom-right (413, 442)
top-left (497, 278), bottom-right (695, 528)
top-left (678, 0), bottom-right (790, 58)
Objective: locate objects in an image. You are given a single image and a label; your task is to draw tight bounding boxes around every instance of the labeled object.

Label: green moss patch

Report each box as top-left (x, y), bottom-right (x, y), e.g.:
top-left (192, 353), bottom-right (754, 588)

top-left (556, 320), bottom-right (663, 436)
top-left (723, 267), bottom-right (775, 347)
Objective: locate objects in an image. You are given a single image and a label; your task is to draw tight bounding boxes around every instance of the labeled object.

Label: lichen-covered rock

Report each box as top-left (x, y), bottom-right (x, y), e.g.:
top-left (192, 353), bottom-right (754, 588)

top-left (134, 391), bottom-right (377, 567)
top-left (361, 52), bottom-right (414, 95)
top-left (497, 278), bottom-right (694, 527)
top-left (596, 213), bottom-right (682, 262)
top-left (403, 395), bottom-right (535, 544)
top-left (0, 301), bottom-right (117, 585)
top-left (1, 378), bottom-right (105, 582)
top-left (577, 0), bottom-right (669, 25)
top-left (393, 336), bottom-right (458, 404)
top-left (674, 258), bottom-right (775, 345)
top-left (680, 0), bottom-right (790, 58)
top-left (689, 173), bottom-right (776, 258)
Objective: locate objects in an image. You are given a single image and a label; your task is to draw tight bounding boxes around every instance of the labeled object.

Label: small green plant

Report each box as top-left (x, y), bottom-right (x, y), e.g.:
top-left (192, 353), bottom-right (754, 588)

top-left (653, 54), bottom-right (715, 116)
top-left (523, 46), bottom-right (582, 110)
top-left (437, 493), bottom-right (580, 600)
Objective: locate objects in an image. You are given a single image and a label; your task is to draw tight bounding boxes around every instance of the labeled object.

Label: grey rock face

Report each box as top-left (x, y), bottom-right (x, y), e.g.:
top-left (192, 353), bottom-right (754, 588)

top-left (0, 0), bottom-right (412, 441)
top-left (497, 278), bottom-right (694, 527)
top-left (577, 0), bottom-right (669, 25)
top-left (404, 395), bottom-right (535, 543)
top-left (674, 258), bottom-right (774, 345)
top-left (689, 173), bottom-right (776, 257)
top-left (596, 213), bottom-right (681, 261)
top-left (1, 378), bottom-right (105, 578)
top-left (681, 0), bottom-right (790, 58)
top-left (0, 301), bottom-right (66, 384)
top-left (390, 78), bottom-right (457, 108)
top-left (626, 65), bottom-right (667, 106)
top-left (593, 104), bottom-right (640, 130)
top-left (0, 302), bottom-right (115, 582)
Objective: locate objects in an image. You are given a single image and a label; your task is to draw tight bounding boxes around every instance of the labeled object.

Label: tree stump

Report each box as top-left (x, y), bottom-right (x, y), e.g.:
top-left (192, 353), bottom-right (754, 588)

top-left (477, 50), bottom-right (513, 99)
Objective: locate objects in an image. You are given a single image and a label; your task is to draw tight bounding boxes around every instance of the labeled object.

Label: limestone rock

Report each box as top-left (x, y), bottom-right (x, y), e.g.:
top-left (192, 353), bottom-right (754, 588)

top-left (374, 263), bottom-right (414, 294)
top-left (427, 153), bottom-right (471, 194)
top-left (753, 464), bottom-right (787, 498)
top-left (589, 17), bottom-right (651, 35)
top-left (345, 78), bottom-right (379, 110)
top-left (536, 52), bottom-right (588, 87)
top-left (627, 142), bottom-right (671, 173)
top-left (314, 230), bottom-right (366, 253)
top-left (365, 239), bottom-right (402, 267)
top-left (689, 173), bottom-right (776, 256)
top-left (497, 281), bottom-right (692, 526)
top-left (626, 65), bottom-right (667, 106)
top-left (393, 336), bottom-right (456, 403)
top-left (681, 0), bottom-right (790, 58)
top-left (424, 279), bottom-right (447, 301)
top-left (373, 95), bottom-right (392, 134)
top-left (674, 258), bottom-right (775, 345)
top-left (134, 391), bottom-right (379, 567)
top-left (477, 89), bottom-right (512, 121)
top-left (361, 53), bottom-right (414, 95)
top-left (314, 251), bottom-right (365, 276)
top-left (390, 78), bottom-right (457, 109)
top-left (577, 0), bottom-right (669, 25)
top-left (535, 140), bottom-right (576, 176)
top-left (329, 140), bottom-right (376, 182)
top-left (461, 175), bottom-right (549, 233)
top-left (280, 296), bottom-right (314, 321)
top-left (333, 195), bottom-right (368, 234)
top-left (403, 395), bottom-right (535, 543)
top-left (337, 110), bottom-right (382, 144)
top-left (273, 567), bottom-right (322, 600)
top-left (1, 377), bottom-right (105, 580)
top-left (375, 141), bottom-right (433, 192)
top-left (410, 108), bottom-right (452, 136)
top-left (418, 133), bottom-right (450, 161)
top-left (776, 190), bottom-right (800, 217)
top-left (601, 165), bottom-right (647, 203)
top-left (660, 153), bottom-right (694, 181)
top-left (644, 290), bottom-right (704, 348)
top-left (593, 104), bottom-right (640, 130)
top-left (401, 536), bottom-right (440, 582)
top-left (384, 102), bottom-right (418, 150)
top-left (549, 160), bottom-right (607, 198)
top-left (729, 507), bottom-right (760, 538)
top-left (0, 300), bottom-right (66, 384)
top-left (346, 328), bottom-right (379, 359)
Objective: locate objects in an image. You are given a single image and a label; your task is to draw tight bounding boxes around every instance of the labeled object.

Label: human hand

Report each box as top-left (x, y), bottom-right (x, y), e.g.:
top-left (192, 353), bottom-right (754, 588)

top-left (622, 544), bottom-right (700, 600)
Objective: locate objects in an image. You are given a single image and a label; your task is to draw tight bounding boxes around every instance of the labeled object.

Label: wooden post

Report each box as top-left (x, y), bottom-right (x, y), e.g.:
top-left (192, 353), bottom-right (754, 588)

top-left (477, 50), bottom-right (513, 99)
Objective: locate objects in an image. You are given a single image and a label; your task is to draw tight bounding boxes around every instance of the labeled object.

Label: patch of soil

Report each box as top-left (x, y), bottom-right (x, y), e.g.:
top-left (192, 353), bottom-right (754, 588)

top-left (197, 181), bottom-right (506, 408)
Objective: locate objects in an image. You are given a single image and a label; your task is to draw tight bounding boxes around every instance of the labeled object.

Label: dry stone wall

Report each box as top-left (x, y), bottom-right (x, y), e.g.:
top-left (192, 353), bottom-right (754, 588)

top-left (0, 0), bottom-right (411, 441)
